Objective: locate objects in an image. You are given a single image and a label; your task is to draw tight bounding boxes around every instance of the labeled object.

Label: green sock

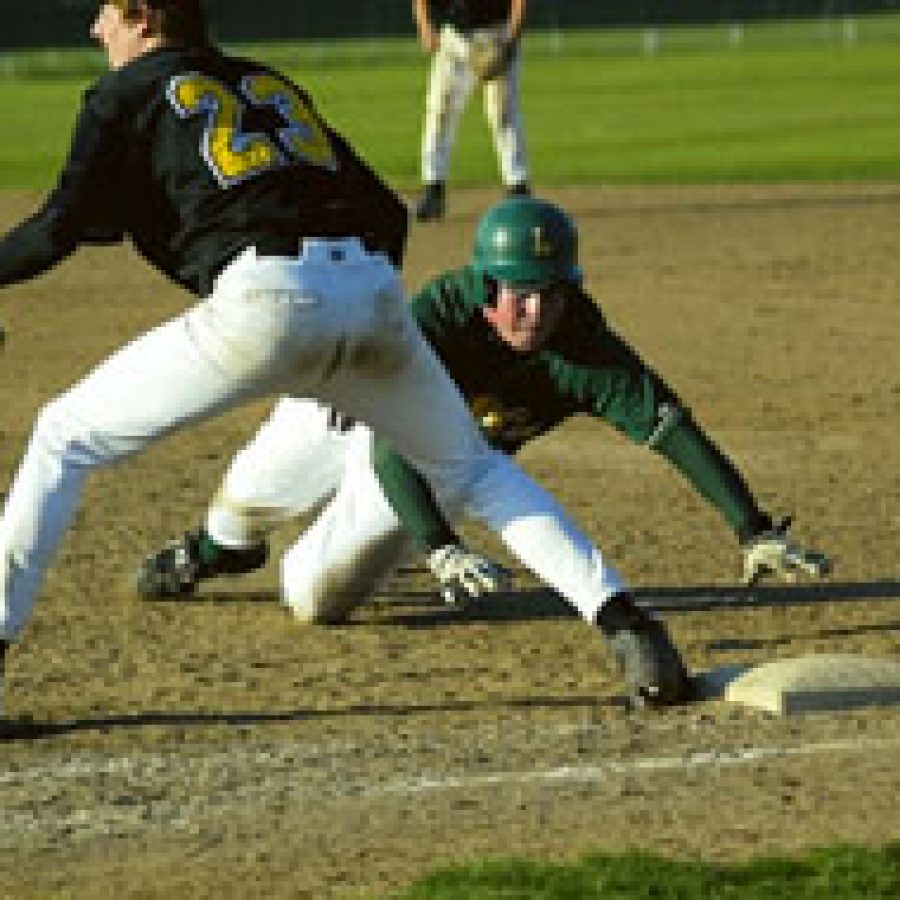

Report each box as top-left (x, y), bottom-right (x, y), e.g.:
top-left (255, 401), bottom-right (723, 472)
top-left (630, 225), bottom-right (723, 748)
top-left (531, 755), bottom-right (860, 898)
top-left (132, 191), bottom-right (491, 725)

top-left (198, 531), bottom-right (226, 566)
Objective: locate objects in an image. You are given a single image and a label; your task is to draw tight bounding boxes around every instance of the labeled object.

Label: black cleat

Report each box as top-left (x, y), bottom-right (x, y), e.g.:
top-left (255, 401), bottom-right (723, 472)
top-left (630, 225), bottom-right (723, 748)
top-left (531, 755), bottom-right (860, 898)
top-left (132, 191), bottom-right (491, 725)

top-left (415, 182), bottom-right (445, 222)
top-left (135, 530), bottom-right (268, 599)
top-left (0, 639), bottom-right (7, 724)
top-left (506, 182), bottom-right (530, 198)
top-left (596, 593), bottom-right (692, 708)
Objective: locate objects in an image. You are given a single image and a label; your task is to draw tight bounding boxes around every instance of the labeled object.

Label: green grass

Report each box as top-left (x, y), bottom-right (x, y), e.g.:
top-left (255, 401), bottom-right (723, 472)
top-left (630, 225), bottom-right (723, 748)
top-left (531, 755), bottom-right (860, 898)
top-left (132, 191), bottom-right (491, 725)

top-left (394, 844), bottom-right (900, 899)
top-left (1, 18), bottom-right (898, 190)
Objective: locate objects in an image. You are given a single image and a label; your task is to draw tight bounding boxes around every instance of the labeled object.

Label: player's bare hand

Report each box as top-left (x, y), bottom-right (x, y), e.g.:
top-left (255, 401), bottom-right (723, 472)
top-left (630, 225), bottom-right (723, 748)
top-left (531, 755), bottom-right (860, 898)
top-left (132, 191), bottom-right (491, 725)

top-left (426, 543), bottom-right (513, 607)
top-left (742, 517), bottom-right (831, 586)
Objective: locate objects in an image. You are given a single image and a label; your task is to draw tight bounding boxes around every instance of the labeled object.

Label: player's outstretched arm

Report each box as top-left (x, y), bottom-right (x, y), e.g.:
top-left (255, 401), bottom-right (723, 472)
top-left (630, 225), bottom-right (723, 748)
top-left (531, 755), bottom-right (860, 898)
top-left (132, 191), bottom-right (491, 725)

top-left (0, 89), bottom-right (125, 293)
top-left (647, 415), bottom-right (832, 583)
top-left (578, 319), bottom-right (831, 584)
top-left (372, 436), bottom-right (512, 605)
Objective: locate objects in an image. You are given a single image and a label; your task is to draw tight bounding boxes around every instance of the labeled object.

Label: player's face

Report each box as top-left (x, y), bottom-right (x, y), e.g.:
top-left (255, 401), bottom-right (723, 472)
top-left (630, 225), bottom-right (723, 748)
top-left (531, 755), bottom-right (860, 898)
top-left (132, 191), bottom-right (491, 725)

top-left (482, 281), bottom-right (568, 352)
top-left (91, 3), bottom-right (149, 70)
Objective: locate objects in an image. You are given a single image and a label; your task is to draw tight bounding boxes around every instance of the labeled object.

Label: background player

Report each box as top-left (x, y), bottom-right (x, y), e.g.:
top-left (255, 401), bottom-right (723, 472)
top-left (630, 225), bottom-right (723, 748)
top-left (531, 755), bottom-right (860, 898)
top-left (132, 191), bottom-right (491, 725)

top-left (413, 0), bottom-right (530, 221)
top-left (0, 2), bottom-right (691, 718)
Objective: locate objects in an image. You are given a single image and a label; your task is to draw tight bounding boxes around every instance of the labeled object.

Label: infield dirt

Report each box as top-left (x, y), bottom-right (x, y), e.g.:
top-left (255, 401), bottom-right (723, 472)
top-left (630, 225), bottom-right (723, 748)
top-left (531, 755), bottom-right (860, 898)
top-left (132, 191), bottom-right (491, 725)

top-left (0, 183), bottom-right (898, 897)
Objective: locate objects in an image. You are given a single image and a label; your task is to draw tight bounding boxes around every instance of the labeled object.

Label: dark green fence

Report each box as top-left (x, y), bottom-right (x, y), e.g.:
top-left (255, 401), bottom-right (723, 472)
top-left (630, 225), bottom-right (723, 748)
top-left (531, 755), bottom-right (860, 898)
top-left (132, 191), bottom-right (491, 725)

top-left (4, 1), bottom-right (898, 50)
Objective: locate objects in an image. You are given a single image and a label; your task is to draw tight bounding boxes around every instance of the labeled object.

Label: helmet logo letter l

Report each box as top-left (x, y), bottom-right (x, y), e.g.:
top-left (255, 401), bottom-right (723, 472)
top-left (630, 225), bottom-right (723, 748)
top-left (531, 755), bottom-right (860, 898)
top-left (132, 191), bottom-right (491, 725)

top-left (533, 226), bottom-right (551, 258)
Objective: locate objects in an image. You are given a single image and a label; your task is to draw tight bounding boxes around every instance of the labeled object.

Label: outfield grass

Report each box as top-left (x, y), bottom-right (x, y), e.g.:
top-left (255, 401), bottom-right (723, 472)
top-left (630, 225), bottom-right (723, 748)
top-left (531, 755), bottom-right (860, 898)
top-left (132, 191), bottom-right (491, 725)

top-left (395, 844), bottom-right (900, 899)
top-left (0, 18), bottom-right (898, 191)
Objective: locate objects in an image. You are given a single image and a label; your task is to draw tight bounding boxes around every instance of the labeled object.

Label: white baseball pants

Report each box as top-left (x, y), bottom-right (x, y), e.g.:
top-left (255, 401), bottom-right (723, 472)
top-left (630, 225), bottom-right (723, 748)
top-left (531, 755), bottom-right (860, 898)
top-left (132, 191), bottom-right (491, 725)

top-left (202, 397), bottom-right (625, 625)
top-left (421, 24), bottom-right (529, 187)
top-left (204, 397), bottom-right (360, 548)
top-left (0, 239), bottom-right (623, 640)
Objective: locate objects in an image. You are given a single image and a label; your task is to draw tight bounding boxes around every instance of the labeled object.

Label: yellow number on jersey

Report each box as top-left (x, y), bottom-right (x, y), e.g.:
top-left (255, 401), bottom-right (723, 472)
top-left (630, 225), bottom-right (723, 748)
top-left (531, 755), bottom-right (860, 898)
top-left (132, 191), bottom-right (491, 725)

top-left (167, 72), bottom-right (337, 188)
top-left (241, 73), bottom-right (337, 171)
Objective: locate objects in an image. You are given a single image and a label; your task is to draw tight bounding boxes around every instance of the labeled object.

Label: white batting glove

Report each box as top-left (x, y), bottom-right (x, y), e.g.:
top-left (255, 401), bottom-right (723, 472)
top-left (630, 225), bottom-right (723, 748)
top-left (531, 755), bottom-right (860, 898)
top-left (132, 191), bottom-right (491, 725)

top-left (742, 517), bottom-right (831, 586)
top-left (426, 544), bottom-right (513, 607)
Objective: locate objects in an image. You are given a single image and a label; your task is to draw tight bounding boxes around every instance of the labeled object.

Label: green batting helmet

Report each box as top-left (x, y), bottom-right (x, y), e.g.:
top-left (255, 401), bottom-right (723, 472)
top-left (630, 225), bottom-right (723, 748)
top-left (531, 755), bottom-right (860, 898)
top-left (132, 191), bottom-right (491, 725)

top-left (472, 198), bottom-right (581, 288)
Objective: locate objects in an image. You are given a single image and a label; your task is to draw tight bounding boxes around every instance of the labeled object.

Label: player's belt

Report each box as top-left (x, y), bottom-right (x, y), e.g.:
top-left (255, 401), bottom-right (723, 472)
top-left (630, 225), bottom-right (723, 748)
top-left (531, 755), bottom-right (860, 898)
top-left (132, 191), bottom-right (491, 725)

top-left (254, 234), bottom-right (388, 264)
top-left (252, 235), bottom-right (306, 258)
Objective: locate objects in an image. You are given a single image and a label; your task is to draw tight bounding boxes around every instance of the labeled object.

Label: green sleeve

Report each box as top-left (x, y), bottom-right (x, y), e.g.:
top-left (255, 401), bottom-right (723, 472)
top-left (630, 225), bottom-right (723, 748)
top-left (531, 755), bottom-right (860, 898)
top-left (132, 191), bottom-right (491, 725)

top-left (372, 436), bottom-right (458, 553)
top-left (408, 280), bottom-right (445, 336)
top-left (652, 416), bottom-right (772, 543)
top-left (575, 313), bottom-right (771, 542)
top-left (409, 267), bottom-right (483, 343)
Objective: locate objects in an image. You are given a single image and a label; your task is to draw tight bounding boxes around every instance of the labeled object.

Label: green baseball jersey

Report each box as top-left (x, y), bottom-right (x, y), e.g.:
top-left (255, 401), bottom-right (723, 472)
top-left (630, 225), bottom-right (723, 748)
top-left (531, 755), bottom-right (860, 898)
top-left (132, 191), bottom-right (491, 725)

top-left (376, 266), bottom-right (772, 550)
top-left (411, 266), bottom-right (680, 453)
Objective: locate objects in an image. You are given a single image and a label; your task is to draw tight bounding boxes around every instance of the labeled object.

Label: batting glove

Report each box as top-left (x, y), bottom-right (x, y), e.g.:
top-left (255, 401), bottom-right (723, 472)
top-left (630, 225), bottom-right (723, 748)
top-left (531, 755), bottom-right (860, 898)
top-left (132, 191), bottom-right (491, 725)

top-left (742, 517), bottom-right (831, 586)
top-left (426, 543), bottom-right (513, 607)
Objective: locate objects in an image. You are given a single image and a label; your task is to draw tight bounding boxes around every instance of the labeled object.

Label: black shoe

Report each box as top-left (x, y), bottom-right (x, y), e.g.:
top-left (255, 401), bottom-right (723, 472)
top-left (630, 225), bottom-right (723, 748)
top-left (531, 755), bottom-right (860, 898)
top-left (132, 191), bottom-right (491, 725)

top-left (0, 639), bottom-right (7, 722)
top-left (506, 182), bottom-right (530, 198)
top-left (596, 593), bottom-right (692, 708)
top-left (135, 530), bottom-right (269, 599)
top-left (415, 183), bottom-right (445, 222)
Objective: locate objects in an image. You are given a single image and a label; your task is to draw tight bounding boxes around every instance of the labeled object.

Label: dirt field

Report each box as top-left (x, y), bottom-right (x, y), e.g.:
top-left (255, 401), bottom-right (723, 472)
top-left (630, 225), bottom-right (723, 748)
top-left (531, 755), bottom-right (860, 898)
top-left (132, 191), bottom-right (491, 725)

top-left (0, 183), bottom-right (898, 897)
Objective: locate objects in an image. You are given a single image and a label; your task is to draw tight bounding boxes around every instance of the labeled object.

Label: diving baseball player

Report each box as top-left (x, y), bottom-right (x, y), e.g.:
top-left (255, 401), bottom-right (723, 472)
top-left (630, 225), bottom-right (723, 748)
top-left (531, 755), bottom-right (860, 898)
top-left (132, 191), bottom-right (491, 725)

top-left (0, 3), bottom-right (691, 720)
top-left (413, 0), bottom-right (530, 221)
top-left (136, 199), bottom-right (829, 691)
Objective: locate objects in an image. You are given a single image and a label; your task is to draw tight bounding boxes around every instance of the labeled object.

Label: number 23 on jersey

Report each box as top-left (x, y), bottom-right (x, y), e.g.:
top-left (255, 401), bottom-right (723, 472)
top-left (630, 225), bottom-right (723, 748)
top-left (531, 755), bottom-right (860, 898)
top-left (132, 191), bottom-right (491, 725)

top-left (167, 71), bottom-right (337, 188)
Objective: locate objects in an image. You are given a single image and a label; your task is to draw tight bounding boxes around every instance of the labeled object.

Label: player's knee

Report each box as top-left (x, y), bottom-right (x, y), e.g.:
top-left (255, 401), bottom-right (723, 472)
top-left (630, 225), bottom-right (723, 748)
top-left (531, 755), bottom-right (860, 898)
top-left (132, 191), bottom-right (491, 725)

top-left (281, 551), bottom-right (379, 627)
top-left (280, 552), bottom-right (345, 625)
top-left (31, 396), bottom-right (106, 467)
top-left (282, 578), bottom-right (358, 626)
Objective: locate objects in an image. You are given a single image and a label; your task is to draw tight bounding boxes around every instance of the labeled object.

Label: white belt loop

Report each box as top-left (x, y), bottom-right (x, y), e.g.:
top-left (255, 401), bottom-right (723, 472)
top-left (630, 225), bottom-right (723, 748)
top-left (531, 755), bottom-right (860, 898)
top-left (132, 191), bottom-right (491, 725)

top-left (301, 237), bottom-right (366, 264)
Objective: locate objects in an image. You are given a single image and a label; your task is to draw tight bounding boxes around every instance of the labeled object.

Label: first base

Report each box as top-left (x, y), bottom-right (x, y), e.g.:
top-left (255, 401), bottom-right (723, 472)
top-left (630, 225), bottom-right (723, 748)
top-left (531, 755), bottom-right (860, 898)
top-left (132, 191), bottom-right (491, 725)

top-left (695, 654), bottom-right (900, 715)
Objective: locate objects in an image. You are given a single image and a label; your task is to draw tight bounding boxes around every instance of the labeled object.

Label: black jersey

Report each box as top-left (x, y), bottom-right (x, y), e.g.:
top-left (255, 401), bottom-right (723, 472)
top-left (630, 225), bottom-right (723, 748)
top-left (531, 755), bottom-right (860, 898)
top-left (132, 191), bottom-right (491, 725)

top-left (431, 0), bottom-right (512, 31)
top-left (0, 46), bottom-right (408, 297)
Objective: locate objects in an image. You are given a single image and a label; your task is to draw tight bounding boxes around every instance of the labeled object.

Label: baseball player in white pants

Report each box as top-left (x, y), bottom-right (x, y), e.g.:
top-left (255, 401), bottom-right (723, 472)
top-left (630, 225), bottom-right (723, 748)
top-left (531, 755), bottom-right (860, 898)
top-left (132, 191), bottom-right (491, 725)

top-left (179, 395), bottom-right (619, 627)
top-left (414, 0), bottom-right (530, 221)
top-left (0, 243), bottom-right (640, 706)
top-left (138, 197), bottom-right (829, 713)
top-left (1, 2), bottom-right (692, 720)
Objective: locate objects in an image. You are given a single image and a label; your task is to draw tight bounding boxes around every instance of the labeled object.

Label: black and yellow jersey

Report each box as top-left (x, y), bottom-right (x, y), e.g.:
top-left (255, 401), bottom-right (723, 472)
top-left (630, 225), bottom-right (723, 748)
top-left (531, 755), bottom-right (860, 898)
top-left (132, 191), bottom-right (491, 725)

top-left (430, 1), bottom-right (512, 31)
top-left (0, 45), bottom-right (407, 297)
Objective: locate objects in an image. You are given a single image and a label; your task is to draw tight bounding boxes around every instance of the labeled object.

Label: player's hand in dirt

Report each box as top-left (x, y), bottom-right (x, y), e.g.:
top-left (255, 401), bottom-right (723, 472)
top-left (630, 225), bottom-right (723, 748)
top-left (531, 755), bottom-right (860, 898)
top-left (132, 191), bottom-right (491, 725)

top-left (742, 516), bottom-right (831, 586)
top-left (426, 543), bottom-right (513, 607)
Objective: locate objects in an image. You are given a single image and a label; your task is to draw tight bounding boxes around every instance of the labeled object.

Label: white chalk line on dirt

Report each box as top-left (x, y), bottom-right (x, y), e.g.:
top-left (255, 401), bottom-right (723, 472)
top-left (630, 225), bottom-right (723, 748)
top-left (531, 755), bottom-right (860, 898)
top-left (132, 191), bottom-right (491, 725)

top-left (3, 733), bottom-right (900, 846)
top-left (371, 736), bottom-right (900, 796)
top-left (0, 719), bottom-right (678, 789)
